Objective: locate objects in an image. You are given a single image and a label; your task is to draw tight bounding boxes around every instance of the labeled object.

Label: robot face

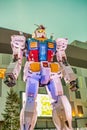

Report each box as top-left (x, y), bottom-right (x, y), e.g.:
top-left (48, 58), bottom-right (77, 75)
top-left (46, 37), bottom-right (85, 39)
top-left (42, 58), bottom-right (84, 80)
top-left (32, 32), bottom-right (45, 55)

top-left (35, 28), bottom-right (46, 38)
top-left (33, 25), bottom-right (46, 38)
top-left (56, 38), bottom-right (68, 51)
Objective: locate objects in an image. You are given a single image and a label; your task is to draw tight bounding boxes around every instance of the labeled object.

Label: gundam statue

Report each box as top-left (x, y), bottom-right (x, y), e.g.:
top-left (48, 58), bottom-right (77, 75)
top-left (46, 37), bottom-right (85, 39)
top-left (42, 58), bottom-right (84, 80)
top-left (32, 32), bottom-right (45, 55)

top-left (4, 25), bottom-right (78, 130)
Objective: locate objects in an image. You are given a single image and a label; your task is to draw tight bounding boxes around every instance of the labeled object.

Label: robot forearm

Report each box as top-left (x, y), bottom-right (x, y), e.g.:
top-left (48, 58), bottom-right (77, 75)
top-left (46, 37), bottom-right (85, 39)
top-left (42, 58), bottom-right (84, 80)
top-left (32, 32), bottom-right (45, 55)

top-left (4, 60), bottom-right (22, 87)
top-left (60, 62), bottom-right (78, 91)
top-left (56, 51), bottom-right (68, 66)
top-left (4, 34), bottom-right (26, 87)
top-left (60, 62), bottom-right (77, 83)
top-left (56, 38), bottom-right (78, 91)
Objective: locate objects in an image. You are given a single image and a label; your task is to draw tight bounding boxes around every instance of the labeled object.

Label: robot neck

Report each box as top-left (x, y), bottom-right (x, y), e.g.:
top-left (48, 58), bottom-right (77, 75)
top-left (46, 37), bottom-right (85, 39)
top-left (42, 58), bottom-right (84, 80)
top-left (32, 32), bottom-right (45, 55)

top-left (34, 37), bottom-right (47, 42)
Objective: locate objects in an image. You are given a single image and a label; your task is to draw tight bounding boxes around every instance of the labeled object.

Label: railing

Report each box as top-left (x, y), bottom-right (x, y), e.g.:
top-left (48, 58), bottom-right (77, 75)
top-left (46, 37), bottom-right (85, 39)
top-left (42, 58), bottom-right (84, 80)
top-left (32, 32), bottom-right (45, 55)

top-left (76, 128), bottom-right (87, 130)
top-left (34, 128), bottom-right (87, 130)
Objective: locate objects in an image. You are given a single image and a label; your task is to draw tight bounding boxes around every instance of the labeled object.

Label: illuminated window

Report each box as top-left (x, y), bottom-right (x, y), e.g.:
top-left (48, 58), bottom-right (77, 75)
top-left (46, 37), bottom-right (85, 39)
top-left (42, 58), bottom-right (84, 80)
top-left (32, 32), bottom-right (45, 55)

top-left (0, 68), bottom-right (6, 79)
top-left (77, 105), bottom-right (83, 117)
top-left (70, 101), bottom-right (76, 117)
top-left (75, 90), bottom-right (81, 99)
top-left (22, 92), bottom-right (52, 117)
top-left (0, 79), bottom-right (2, 97)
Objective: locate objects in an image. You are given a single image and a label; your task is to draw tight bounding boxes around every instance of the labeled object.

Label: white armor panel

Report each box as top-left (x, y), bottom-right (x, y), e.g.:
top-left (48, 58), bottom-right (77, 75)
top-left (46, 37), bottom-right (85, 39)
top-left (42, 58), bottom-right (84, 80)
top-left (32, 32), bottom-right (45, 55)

top-left (11, 35), bottom-right (26, 49)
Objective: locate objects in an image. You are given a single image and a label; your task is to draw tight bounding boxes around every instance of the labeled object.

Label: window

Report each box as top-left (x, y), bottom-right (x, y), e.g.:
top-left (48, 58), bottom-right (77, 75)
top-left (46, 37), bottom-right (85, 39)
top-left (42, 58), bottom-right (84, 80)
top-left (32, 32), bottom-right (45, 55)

top-left (70, 101), bottom-right (76, 117)
top-left (0, 79), bottom-right (2, 97)
top-left (76, 79), bottom-right (79, 88)
top-left (2, 54), bottom-right (11, 65)
top-left (72, 68), bottom-right (77, 74)
top-left (78, 76), bottom-right (83, 88)
top-left (77, 105), bottom-right (83, 115)
top-left (0, 68), bottom-right (6, 79)
top-left (85, 77), bottom-right (87, 88)
top-left (75, 90), bottom-right (81, 99)
top-left (61, 78), bottom-right (66, 86)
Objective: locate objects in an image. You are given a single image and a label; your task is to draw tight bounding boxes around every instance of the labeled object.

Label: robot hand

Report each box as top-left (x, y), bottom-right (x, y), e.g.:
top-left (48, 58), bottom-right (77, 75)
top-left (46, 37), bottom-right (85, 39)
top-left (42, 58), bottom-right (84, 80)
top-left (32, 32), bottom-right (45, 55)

top-left (70, 80), bottom-right (79, 91)
top-left (4, 74), bottom-right (16, 87)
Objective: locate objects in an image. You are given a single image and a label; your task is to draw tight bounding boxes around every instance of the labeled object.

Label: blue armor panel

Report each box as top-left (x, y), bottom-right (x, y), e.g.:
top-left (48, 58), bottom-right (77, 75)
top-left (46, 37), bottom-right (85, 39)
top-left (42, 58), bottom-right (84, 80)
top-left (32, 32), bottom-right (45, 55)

top-left (39, 41), bottom-right (47, 61)
top-left (26, 38), bottom-right (38, 51)
top-left (47, 39), bottom-right (56, 52)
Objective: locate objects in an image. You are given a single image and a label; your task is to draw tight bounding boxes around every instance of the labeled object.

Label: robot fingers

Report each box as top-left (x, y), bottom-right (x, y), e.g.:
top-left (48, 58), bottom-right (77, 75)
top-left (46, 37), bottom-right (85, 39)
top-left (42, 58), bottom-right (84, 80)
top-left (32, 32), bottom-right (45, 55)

top-left (70, 80), bottom-right (79, 91)
top-left (4, 74), bottom-right (16, 87)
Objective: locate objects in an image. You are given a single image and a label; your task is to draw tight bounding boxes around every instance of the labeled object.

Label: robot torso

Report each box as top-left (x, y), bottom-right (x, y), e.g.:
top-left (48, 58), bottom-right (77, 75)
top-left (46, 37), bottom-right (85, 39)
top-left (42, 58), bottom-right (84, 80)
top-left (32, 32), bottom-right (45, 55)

top-left (26, 38), bottom-right (56, 62)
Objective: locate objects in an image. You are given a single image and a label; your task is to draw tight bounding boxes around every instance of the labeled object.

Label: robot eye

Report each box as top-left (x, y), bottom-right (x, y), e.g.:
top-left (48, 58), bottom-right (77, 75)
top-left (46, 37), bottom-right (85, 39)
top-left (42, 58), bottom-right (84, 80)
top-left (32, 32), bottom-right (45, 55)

top-left (38, 29), bottom-right (42, 33)
top-left (38, 29), bottom-right (45, 33)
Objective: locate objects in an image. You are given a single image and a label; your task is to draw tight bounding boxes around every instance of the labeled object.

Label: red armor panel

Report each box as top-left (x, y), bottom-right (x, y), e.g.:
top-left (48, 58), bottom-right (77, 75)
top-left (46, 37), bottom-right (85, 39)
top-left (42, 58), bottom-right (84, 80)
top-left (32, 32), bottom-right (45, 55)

top-left (28, 50), bottom-right (39, 62)
top-left (47, 50), bottom-right (54, 62)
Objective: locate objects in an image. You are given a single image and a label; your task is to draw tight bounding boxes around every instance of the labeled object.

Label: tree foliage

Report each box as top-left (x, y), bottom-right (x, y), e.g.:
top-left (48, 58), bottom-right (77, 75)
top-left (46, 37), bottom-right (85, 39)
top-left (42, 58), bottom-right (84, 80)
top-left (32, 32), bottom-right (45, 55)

top-left (2, 88), bottom-right (20, 130)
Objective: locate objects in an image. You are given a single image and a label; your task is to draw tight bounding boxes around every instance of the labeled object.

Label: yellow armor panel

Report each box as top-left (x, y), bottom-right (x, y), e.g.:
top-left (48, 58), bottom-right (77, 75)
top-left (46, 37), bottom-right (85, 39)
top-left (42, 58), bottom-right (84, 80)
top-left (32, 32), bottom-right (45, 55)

top-left (30, 42), bottom-right (38, 48)
top-left (50, 63), bottom-right (60, 72)
top-left (48, 42), bottom-right (54, 48)
top-left (30, 62), bottom-right (40, 72)
top-left (34, 37), bottom-right (47, 42)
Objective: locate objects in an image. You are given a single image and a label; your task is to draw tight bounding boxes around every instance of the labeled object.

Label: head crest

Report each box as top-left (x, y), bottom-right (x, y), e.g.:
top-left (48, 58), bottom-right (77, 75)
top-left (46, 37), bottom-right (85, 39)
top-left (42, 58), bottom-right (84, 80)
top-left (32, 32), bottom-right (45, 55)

top-left (34, 24), bottom-right (46, 30)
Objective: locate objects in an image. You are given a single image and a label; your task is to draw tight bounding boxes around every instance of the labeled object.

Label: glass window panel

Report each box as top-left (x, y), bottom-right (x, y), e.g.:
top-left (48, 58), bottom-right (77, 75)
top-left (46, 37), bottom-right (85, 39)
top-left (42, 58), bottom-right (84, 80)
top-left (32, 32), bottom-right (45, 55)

top-left (85, 77), bottom-right (87, 88)
top-left (77, 105), bottom-right (83, 115)
top-left (0, 79), bottom-right (2, 97)
top-left (72, 68), bottom-right (77, 74)
top-left (75, 91), bottom-right (81, 99)
top-left (2, 54), bottom-right (11, 65)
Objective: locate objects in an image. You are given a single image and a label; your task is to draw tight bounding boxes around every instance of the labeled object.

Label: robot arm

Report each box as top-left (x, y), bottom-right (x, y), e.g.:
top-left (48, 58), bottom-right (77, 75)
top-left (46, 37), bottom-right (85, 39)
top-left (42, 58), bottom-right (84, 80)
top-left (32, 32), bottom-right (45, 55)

top-left (4, 34), bottom-right (26, 87)
top-left (56, 38), bottom-right (68, 65)
top-left (56, 38), bottom-right (78, 91)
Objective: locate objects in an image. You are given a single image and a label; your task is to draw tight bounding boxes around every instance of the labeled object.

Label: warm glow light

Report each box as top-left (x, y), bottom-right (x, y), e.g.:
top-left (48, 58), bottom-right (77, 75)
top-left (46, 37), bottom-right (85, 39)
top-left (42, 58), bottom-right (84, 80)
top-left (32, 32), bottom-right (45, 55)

top-left (72, 111), bottom-right (76, 117)
top-left (37, 94), bottom-right (52, 117)
top-left (22, 93), bottom-right (52, 117)
top-left (78, 113), bottom-right (83, 117)
top-left (0, 68), bottom-right (6, 79)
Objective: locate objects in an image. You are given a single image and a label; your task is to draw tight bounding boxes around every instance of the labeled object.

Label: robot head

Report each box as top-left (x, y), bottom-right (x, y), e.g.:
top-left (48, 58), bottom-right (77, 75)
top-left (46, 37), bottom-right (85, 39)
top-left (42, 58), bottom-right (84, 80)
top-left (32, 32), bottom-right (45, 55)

top-left (32, 25), bottom-right (46, 38)
top-left (56, 38), bottom-right (68, 51)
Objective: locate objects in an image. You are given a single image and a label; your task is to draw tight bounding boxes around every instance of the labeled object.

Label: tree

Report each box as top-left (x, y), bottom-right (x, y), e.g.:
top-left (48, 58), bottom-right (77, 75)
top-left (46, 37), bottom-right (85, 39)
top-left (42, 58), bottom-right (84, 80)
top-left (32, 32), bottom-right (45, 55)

top-left (2, 88), bottom-right (20, 130)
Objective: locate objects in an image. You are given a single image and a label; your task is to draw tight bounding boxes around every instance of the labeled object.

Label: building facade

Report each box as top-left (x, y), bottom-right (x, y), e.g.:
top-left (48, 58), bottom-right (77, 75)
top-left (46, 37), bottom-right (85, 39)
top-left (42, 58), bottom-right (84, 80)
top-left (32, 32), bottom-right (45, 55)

top-left (0, 53), bottom-right (87, 129)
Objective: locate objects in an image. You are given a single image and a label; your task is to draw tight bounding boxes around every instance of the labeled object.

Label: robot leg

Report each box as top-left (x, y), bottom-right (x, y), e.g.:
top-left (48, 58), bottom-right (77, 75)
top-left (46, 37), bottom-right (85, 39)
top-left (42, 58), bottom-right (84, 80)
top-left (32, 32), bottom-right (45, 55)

top-left (20, 103), bottom-right (37, 130)
top-left (20, 77), bottom-right (39, 130)
top-left (20, 100), bottom-right (37, 130)
top-left (20, 108), bottom-right (24, 130)
top-left (52, 96), bottom-right (73, 130)
top-left (46, 76), bottom-right (73, 130)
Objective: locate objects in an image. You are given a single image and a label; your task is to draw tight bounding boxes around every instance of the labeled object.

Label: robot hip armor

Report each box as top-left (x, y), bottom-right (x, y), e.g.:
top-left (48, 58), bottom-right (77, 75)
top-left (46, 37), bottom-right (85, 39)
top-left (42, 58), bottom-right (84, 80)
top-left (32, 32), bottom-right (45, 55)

top-left (24, 61), bottom-right (60, 85)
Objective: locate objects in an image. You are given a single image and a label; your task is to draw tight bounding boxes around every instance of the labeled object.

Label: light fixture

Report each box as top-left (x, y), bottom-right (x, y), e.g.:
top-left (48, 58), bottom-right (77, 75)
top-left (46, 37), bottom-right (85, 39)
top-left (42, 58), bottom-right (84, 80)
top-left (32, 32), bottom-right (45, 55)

top-left (0, 68), bottom-right (6, 79)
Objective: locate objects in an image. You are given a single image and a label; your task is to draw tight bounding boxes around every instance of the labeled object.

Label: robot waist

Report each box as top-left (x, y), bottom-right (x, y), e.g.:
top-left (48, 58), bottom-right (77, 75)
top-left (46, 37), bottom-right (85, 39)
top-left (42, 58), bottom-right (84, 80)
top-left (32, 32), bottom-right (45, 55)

top-left (29, 61), bottom-right (60, 73)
